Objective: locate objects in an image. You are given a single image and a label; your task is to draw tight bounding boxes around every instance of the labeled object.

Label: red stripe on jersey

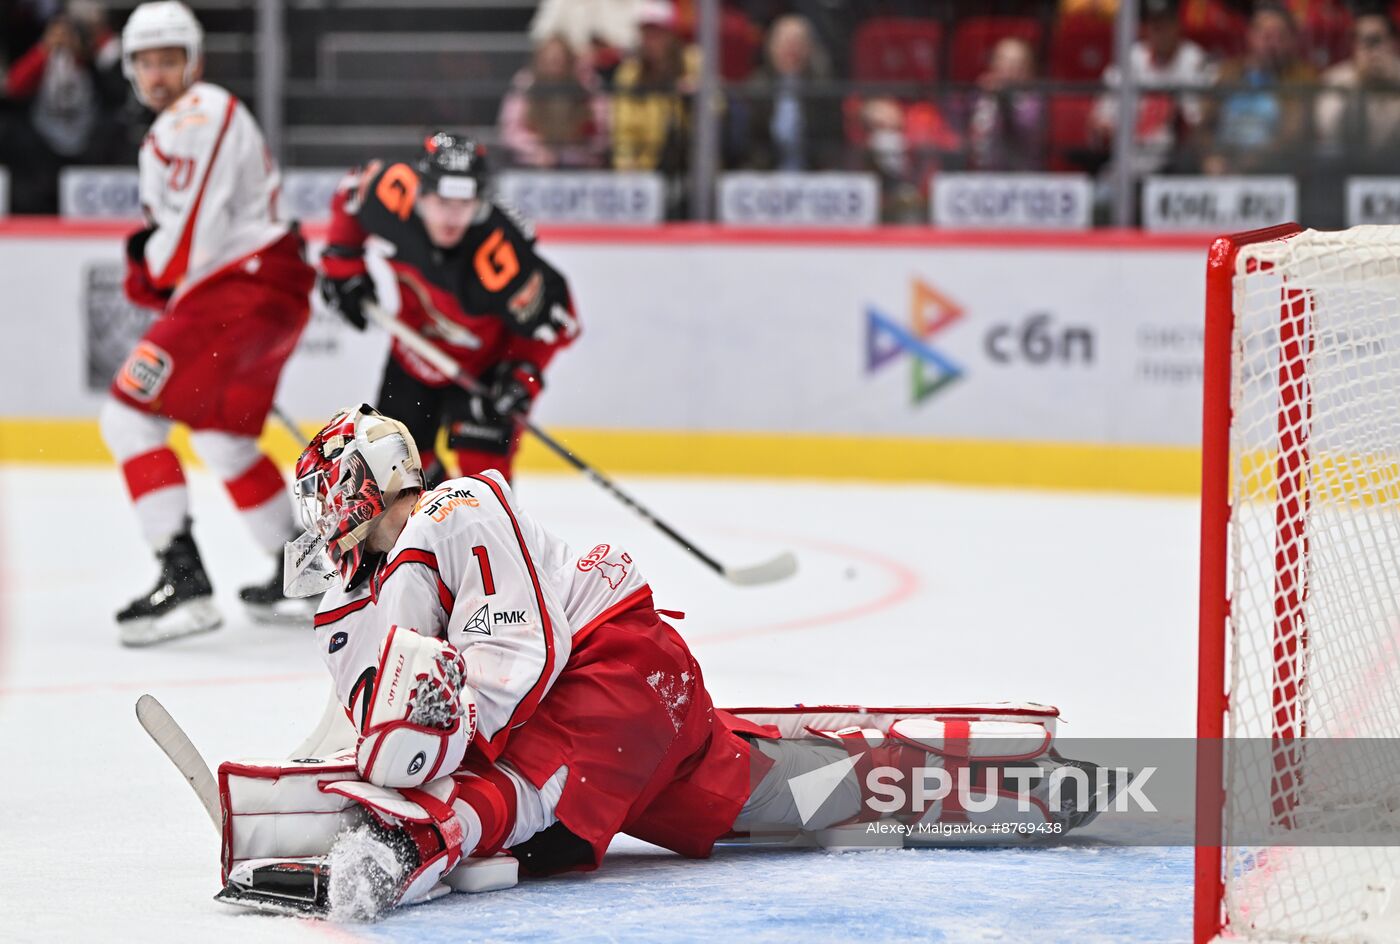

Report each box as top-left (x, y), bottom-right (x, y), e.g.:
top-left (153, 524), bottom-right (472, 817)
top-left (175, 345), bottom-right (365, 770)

top-left (374, 547), bottom-right (455, 613)
top-left (570, 586), bottom-right (652, 648)
top-left (146, 133), bottom-right (173, 165)
top-left (122, 446), bottom-right (185, 501)
top-left (223, 455), bottom-right (284, 509)
top-left (465, 474), bottom-right (555, 761)
top-left (151, 94), bottom-right (239, 290)
top-left (314, 595), bottom-right (371, 628)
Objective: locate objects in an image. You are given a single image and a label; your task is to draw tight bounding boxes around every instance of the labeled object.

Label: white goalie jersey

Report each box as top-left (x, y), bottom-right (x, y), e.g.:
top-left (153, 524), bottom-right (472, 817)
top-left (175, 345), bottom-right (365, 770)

top-left (313, 470), bottom-right (650, 761)
top-left (137, 81), bottom-right (287, 294)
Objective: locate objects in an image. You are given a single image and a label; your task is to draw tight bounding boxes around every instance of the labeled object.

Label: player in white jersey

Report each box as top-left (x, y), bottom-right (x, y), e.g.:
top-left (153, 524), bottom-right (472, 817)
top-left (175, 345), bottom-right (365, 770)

top-left (99, 2), bottom-right (316, 646)
top-left (210, 406), bottom-right (1120, 919)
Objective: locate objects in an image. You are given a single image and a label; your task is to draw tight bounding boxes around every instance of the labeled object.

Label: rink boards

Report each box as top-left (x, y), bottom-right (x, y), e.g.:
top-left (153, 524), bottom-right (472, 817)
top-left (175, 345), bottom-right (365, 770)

top-left (0, 223), bottom-right (1210, 492)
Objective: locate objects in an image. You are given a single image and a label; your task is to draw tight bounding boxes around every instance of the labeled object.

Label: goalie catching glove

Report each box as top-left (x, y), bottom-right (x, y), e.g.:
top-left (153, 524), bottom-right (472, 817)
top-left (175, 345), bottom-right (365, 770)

top-left (357, 626), bottom-right (476, 788)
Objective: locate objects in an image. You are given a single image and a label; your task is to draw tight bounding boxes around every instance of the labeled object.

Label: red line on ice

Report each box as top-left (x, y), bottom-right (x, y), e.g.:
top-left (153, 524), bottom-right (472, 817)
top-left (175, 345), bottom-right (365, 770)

top-left (693, 530), bottom-right (922, 645)
top-left (0, 670), bottom-right (323, 698)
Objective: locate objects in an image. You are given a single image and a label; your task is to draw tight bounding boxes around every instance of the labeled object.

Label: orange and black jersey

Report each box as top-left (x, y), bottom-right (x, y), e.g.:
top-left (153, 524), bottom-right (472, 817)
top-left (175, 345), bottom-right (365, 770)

top-left (323, 159), bottom-right (575, 361)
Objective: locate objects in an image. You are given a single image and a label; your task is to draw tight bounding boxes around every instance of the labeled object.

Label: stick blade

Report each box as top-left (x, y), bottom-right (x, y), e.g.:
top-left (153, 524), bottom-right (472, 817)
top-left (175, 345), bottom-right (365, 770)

top-left (723, 551), bottom-right (798, 586)
top-left (136, 694), bottom-right (221, 831)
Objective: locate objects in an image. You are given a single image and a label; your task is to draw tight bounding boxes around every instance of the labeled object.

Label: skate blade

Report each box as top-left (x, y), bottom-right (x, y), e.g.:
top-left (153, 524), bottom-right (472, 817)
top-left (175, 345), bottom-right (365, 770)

top-left (120, 598), bottom-right (223, 647)
top-left (242, 600), bottom-right (316, 627)
top-left (214, 884), bottom-right (327, 918)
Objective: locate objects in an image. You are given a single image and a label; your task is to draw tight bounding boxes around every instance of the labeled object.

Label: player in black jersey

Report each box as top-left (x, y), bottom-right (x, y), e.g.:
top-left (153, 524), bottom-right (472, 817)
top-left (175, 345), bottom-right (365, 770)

top-left (319, 132), bottom-right (580, 487)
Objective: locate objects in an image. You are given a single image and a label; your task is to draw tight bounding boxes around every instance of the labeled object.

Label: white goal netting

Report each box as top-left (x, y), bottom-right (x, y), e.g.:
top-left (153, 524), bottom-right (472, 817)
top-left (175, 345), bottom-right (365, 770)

top-left (1222, 226), bottom-right (1400, 942)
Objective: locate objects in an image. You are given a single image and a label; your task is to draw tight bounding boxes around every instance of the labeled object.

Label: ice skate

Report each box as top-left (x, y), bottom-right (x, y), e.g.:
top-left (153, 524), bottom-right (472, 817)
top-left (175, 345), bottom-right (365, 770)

top-left (117, 525), bottom-right (222, 647)
top-left (239, 555), bottom-right (319, 625)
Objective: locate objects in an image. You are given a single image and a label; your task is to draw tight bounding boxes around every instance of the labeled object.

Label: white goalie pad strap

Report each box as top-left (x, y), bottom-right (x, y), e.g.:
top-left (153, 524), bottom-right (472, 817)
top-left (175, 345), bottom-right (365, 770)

top-left (726, 703), bottom-right (1060, 740)
top-left (218, 755), bottom-right (362, 883)
top-left (321, 774), bottom-right (457, 826)
top-left (889, 719), bottom-right (1053, 763)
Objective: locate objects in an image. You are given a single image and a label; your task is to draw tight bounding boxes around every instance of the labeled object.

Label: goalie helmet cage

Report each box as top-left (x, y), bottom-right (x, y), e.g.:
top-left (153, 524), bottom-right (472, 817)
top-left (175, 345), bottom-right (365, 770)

top-left (1197, 223), bottom-right (1400, 943)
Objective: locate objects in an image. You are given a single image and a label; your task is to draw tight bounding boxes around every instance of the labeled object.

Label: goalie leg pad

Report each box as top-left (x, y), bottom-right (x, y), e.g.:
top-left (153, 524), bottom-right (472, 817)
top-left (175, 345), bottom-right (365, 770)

top-left (218, 754), bottom-right (362, 884)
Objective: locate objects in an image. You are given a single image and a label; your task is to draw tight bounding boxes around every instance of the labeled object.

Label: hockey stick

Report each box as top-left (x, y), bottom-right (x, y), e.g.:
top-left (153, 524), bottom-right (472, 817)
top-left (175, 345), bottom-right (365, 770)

top-left (269, 404), bottom-right (306, 447)
top-left (135, 694), bottom-right (220, 834)
top-left (364, 302), bottom-right (796, 586)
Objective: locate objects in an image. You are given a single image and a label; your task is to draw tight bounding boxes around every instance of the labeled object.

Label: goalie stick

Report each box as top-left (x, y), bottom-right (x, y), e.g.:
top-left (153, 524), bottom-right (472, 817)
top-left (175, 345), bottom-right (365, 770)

top-left (363, 301), bottom-right (797, 587)
top-left (135, 694), bottom-right (220, 833)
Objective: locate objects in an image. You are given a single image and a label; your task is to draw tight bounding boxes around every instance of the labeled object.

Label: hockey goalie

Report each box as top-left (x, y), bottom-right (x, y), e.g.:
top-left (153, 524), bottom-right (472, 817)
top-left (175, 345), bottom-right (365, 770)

top-left (216, 405), bottom-right (1120, 919)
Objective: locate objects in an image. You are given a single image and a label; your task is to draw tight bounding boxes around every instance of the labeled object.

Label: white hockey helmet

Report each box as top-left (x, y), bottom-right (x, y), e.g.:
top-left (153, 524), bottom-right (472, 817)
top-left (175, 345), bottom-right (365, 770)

top-left (121, 1), bottom-right (203, 98)
top-left (286, 406), bottom-right (425, 595)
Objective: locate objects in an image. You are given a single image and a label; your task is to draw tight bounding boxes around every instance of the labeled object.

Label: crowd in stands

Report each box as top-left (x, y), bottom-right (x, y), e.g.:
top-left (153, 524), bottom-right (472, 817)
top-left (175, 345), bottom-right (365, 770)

top-left (0, 0), bottom-right (137, 213)
top-left (4, 0), bottom-right (1400, 221)
top-left (513, 0), bottom-right (1400, 220)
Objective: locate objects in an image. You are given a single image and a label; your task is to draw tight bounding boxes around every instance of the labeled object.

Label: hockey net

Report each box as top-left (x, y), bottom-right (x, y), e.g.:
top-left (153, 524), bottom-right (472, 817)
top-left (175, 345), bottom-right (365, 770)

top-left (1198, 225), bottom-right (1400, 943)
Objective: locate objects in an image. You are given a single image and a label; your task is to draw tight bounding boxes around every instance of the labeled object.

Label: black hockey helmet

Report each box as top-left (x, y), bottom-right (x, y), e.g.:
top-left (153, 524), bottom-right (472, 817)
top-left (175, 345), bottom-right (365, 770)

top-left (416, 131), bottom-right (488, 201)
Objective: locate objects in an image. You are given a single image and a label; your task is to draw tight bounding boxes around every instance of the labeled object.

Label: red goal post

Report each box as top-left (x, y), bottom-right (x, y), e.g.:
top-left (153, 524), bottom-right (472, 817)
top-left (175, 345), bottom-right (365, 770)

top-left (1197, 224), bottom-right (1400, 943)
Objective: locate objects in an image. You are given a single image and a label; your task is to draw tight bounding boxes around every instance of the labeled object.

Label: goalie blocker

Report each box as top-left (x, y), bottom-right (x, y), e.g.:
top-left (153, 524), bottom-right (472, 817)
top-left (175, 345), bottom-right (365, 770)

top-left (216, 703), bottom-right (1117, 917)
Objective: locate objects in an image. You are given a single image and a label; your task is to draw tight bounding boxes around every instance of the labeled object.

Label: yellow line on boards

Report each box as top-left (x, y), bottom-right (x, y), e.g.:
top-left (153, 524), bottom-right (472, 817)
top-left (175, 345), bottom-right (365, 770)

top-left (0, 419), bottom-right (1202, 495)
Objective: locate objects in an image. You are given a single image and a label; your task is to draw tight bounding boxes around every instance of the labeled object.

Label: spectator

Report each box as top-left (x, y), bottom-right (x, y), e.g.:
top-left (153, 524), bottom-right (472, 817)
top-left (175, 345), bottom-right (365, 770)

top-left (529, 0), bottom-right (642, 85)
top-left (1314, 9), bottom-right (1400, 165)
top-left (2, 1), bottom-right (128, 212)
top-left (498, 36), bottom-right (610, 169)
top-left (860, 98), bottom-right (916, 218)
top-left (1200, 3), bottom-right (1316, 174)
top-left (1089, 0), bottom-right (1216, 179)
top-left (964, 36), bottom-right (1045, 171)
top-left (728, 14), bottom-right (840, 170)
top-left (610, 0), bottom-right (698, 174)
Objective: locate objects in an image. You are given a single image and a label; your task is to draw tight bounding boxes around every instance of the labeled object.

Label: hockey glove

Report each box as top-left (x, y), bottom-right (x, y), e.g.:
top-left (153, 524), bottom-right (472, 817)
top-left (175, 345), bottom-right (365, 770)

top-left (356, 627), bottom-right (476, 788)
top-left (125, 225), bottom-right (156, 264)
top-left (123, 225), bottom-right (171, 309)
top-left (318, 273), bottom-right (376, 332)
top-left (469, 361), bottom-right (542, 424)
top-left (318, 245), bottom-right (376, 331)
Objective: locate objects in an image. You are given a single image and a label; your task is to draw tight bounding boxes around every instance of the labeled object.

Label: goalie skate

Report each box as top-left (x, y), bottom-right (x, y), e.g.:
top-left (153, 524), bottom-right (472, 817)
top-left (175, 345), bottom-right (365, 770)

top-left (215, 858), bottom-right (333, 917)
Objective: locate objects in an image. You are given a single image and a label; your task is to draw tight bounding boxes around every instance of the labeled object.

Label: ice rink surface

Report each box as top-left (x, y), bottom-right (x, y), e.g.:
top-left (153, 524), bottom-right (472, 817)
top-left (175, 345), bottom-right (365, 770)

top-left (0, 465), bottom-right (1198, 943)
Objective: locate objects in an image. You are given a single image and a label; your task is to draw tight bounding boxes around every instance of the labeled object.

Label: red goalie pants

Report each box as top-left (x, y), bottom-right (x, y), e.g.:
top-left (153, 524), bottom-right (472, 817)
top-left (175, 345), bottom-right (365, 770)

top-left (492, 591), bottom-right (773, 873)
top-left (110, 232), bottom-right (314, 436)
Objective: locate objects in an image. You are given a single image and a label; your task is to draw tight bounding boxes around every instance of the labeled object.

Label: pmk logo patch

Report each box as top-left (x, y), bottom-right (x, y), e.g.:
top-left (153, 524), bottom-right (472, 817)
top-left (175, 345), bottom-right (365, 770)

top-left (328, 631), bottom-right (348, 653)
top-left (116, 341), bottom-right (173, 402)
top-left (463, 603), bottom-right (492, 635)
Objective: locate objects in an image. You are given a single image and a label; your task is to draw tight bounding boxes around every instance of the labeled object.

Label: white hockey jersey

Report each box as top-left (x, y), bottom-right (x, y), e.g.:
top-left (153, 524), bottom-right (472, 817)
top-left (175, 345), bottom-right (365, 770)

top-left (313, 470), bottom-right (651, 761)
top-left (137, 82), bottom-right (287, 293)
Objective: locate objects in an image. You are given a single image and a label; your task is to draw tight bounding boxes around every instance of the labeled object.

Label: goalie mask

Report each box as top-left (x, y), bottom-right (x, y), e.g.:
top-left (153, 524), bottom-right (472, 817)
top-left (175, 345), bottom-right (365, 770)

top-left (284, 406), bottom-right (424, 597)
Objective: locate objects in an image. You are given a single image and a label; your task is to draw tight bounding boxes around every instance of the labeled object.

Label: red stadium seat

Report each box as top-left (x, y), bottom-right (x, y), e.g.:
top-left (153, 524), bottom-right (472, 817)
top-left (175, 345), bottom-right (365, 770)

top-left (851, 17), bottom-right (943, 85)
top-left (1048, 98), bottom-right (1094, 151)
top-left (948, 16), bottom-right (1043, 83)
top-left (1302, 8), bottom-right (1353, 70)
top-left (1183, 4), bottom-right (1247, 59)
top-left (719, 9), bottom-right (762, 81)
top-left (1046, 97), bottom-right (1096, 171)
top-left (1050, 14), bottom-right (1114, 81)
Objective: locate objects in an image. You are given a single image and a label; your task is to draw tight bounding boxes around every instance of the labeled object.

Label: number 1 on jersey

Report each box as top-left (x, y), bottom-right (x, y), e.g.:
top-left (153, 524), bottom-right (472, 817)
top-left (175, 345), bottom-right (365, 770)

top-left (472, 545), bottom-right (496, 595)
